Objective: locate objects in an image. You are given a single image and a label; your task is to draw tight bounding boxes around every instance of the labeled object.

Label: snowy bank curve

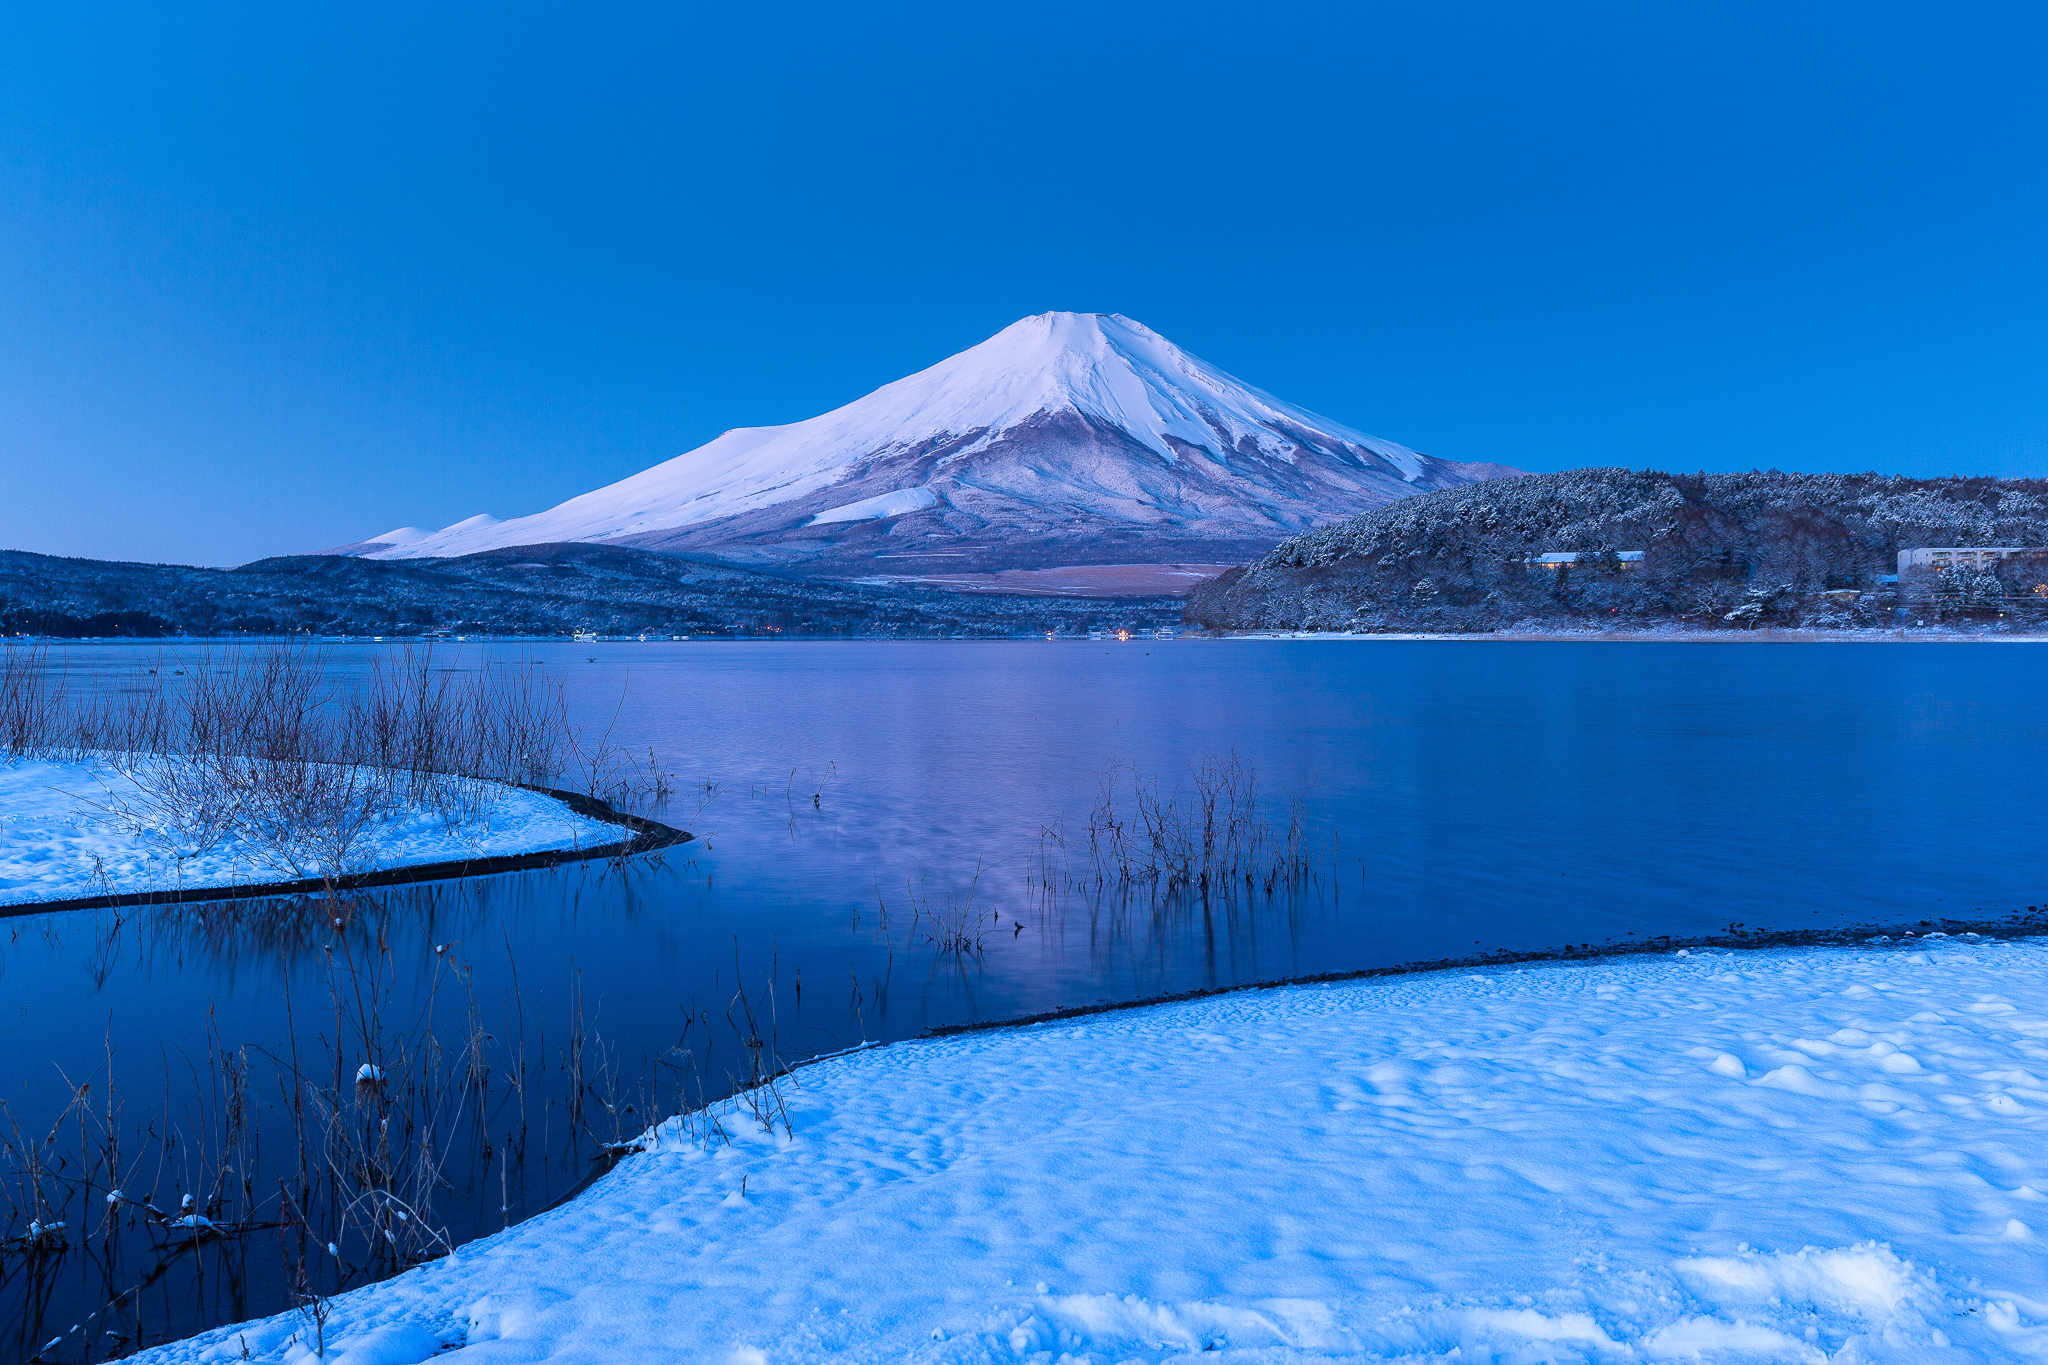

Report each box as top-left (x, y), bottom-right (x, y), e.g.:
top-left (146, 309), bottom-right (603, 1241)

top-left (0, 759), bottom-right (688, 914)
top-left (144, 939), bottom-right (2048, 1363)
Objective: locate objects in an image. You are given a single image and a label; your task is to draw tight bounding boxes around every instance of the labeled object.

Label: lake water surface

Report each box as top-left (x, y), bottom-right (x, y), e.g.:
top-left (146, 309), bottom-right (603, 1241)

top-left (4, 638), bottom-right (2044, 1358)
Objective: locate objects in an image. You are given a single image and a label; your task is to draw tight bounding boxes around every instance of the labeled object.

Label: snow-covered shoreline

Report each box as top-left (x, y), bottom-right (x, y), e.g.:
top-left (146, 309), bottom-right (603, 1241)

top-left (145, 939), bottom-right (2048, 1363)
top-left (0, 758), bottom-right (620, 908)
top-left (1217, 627), bottom-right (2048, 643)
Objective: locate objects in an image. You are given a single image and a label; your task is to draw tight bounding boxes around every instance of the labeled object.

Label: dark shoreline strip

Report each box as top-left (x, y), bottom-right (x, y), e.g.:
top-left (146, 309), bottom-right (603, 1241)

top-left (0, 784), bottom-right (690, 920)
top-left (922, 911), bottom-right (2048, 1038)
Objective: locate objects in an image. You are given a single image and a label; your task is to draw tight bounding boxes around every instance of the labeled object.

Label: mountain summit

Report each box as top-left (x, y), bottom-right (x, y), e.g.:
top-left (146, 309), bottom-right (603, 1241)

top-left (346, 313), bottom-right (1520, 585)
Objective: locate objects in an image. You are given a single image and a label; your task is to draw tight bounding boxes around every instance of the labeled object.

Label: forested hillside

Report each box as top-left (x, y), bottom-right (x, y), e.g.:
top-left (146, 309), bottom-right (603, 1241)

top-left (0, 543), bottom-right (1176, 639)
top-left (1185, 469), bottom-right (2048, 632)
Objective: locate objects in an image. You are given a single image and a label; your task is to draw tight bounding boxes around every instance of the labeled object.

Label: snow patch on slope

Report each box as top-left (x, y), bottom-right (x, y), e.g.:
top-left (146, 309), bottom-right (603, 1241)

top-left (809, 486), bottom-right (938, 526)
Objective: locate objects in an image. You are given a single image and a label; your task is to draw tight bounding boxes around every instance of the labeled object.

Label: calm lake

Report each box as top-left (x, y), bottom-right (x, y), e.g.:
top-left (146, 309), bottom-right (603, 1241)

top-left (4, 638), bottom-right (2045, 1358)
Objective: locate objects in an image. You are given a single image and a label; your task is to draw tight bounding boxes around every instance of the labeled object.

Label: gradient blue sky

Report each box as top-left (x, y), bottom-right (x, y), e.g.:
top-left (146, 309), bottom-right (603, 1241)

top-left (3, 2), bottom-right (2043, 566)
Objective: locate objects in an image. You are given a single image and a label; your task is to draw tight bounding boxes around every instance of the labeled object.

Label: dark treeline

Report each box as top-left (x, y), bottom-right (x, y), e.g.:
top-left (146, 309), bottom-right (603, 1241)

top-left (1187, 469), bottom-right (2048, 632)
top-left (0, 541), bottom-right (1180, 639)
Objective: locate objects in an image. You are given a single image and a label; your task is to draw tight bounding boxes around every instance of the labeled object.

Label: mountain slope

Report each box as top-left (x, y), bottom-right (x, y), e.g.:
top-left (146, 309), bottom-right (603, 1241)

top-left (352, 313), bottom-right (1519, 578)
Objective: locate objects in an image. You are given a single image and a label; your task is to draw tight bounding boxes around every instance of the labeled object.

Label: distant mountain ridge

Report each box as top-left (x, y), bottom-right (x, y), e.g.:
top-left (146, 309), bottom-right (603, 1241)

top-left (0, 544), bottom-right (1178, 640)
top-left (337, 313), bottom-right (1521, 578)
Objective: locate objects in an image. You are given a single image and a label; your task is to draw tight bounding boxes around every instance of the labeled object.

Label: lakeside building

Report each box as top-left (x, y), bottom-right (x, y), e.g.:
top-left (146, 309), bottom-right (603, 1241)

top-left (1898, 546), bottom-right (2048, 574)
top-left (1526, 550), bottom-right (1645, 570)
top-left (1898, 547), bottom-right (2048, 616)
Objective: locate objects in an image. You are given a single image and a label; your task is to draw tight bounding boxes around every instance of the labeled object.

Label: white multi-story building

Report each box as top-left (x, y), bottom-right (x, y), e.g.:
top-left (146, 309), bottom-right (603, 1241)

top-left (1897, 547), bottom-right (2048, 574)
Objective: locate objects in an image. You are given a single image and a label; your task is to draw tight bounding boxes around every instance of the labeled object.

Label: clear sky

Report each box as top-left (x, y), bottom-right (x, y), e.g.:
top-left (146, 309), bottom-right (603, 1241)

top-left (2, 1), bottom-right (2043, 566)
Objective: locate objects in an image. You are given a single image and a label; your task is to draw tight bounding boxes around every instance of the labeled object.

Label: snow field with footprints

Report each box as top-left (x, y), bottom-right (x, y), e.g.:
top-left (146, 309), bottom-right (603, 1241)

top-left (151, 939), bottom-right (2048, 1363)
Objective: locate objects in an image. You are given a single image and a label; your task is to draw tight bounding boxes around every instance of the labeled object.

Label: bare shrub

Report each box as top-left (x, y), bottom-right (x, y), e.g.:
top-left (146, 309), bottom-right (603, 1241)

top-left (11, 643), bottom-right (600, 882)
top-left (0, 643), bottom-right (65, 757)
top-left (1086, 752), bottom-right (1318, 894)
top-left (894, 863), bottom-right (995, 956)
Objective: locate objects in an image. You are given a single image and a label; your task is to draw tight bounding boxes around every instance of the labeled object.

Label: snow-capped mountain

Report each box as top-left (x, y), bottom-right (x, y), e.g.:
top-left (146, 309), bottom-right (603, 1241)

top-left (342, 313), bottom-right (1521, 579)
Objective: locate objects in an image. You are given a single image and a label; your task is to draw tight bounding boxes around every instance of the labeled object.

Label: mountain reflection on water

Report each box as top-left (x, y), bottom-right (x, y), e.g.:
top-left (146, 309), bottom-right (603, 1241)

top-left (3, 638), bottom-right (2044, 1359)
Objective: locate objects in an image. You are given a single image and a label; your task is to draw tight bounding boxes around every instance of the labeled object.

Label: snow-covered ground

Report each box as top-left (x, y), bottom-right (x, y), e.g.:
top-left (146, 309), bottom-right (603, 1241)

top-left (1217, 628), bottom-right (2048, 643)
top-left (0, 758), bottom-right (617, 906)
top-left (148, 940), bottom-right (2048, 1363)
